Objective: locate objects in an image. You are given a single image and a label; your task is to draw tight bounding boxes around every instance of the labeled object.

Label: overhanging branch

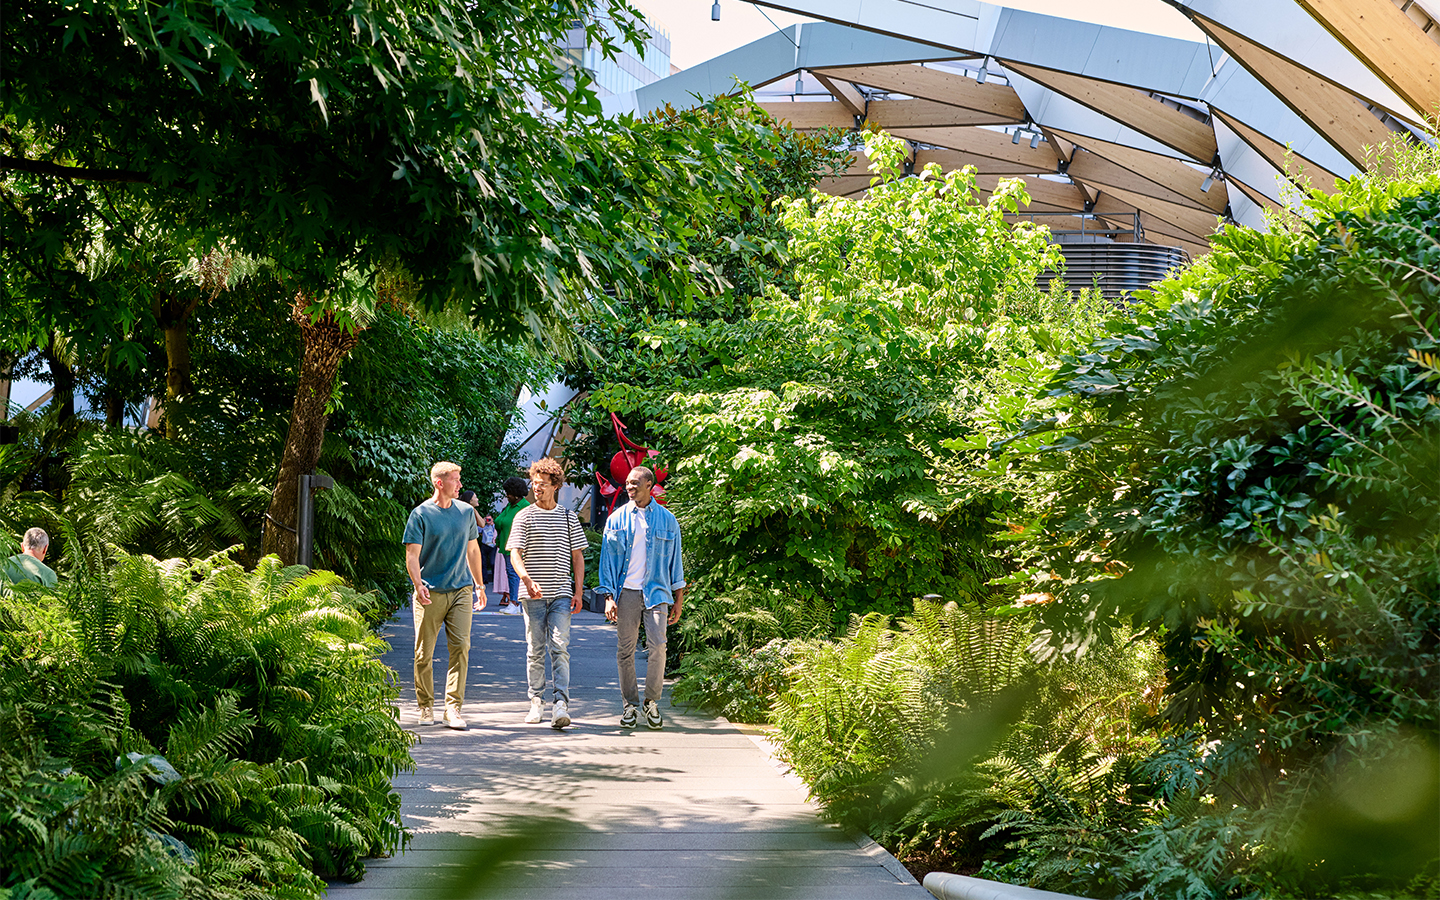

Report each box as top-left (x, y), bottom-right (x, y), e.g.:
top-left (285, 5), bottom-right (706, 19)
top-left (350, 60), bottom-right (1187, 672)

top-left (0, 154), bottom-right (150, 184)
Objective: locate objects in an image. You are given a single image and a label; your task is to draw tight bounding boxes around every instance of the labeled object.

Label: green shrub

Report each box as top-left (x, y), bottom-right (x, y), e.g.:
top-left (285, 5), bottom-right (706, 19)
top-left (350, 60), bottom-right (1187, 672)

top-left (979, 160), bottom-right (1440, 894)
top-left (592, 131), bottom-right (1074, 632)
top-left (671, 639), bottom-right (799, 724)
top-left (0, 551), bottom-right (414, 898)
top-left (771, 599), bottom-right (1162, 871)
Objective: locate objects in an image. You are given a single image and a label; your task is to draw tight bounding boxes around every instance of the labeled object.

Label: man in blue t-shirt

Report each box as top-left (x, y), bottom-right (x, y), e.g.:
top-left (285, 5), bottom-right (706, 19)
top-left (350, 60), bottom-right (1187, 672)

top-left (403, 461), bottom-right (486, 730)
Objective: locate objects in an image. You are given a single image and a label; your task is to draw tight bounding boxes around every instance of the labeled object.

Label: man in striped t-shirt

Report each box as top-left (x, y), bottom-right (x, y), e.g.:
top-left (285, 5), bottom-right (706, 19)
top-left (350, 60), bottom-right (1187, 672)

top-left (507, 457), bottom-right (587, 730)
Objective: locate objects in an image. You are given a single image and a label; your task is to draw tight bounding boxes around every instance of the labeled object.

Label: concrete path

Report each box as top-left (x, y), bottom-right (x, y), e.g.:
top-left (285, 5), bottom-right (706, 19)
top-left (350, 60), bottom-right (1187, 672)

top-left (326, 591), bottom-right (928, 899)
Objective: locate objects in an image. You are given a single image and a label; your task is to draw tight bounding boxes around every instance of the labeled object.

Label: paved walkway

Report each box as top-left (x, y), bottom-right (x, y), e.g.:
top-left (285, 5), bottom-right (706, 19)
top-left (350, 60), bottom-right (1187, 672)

top-left (326, 592), bottom-right (928, 899)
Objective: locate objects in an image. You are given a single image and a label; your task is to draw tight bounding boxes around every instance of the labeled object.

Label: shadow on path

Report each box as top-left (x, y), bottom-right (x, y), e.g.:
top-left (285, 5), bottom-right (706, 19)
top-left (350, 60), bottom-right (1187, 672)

top-left (325, 593), bottom-right (926, 899)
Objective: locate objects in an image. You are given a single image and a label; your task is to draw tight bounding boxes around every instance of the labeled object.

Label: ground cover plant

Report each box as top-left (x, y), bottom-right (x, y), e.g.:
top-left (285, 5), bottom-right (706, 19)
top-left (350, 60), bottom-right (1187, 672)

top-left (0, 547), bottom-right (412, 899)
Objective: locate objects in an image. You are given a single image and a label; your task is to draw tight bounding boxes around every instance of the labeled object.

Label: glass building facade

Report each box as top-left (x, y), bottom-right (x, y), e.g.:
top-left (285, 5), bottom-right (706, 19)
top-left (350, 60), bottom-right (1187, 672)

top-left (559, 7), bottom-right (672, 98)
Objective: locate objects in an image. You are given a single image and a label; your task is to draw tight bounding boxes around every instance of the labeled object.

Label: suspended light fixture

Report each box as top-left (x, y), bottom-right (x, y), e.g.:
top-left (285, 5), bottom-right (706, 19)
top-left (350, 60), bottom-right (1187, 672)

top-left (712, 1), bottom-right (721, 21)
top-left (795, 70), bottom-right (804, 94)
top-left (1030, 132), bottom-right (1042, 149)
top-left (975, 57), bottom-right (989, 85)
top-left (1200, 163), bottom-right (1223, 192)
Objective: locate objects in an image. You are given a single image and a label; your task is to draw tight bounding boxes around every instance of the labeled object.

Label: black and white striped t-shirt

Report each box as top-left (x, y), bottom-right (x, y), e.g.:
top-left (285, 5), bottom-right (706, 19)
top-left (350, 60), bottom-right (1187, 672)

top-left (506, 504), bottom-right (586, 600)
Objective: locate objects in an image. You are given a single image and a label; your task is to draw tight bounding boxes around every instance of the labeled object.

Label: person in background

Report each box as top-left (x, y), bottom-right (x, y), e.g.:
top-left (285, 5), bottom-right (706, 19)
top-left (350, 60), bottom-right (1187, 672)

top-left (480, 514), bottom-right (498, 584)
top-left (458, 490), bottom-right (488, 610)
top-left (492, 476), bottom-right (530, 616)
top-left (2, 527), bottom-right (58, 588)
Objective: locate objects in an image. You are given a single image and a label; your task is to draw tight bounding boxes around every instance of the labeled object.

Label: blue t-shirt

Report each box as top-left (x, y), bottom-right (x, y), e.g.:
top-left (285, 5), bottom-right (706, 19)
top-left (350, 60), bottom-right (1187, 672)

top-left (402, 500), bottom-right (476, 592)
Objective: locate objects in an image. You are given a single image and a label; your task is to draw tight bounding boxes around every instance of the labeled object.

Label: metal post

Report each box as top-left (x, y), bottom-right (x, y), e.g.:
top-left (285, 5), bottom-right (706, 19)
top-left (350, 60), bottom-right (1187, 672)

top-left (296, 473), bottom-right (335, 568)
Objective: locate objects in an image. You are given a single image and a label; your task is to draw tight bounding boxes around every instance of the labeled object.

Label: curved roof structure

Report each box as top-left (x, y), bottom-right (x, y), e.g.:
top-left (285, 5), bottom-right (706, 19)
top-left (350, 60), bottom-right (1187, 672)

top-left (603, 0), bottom-right (1438, 257)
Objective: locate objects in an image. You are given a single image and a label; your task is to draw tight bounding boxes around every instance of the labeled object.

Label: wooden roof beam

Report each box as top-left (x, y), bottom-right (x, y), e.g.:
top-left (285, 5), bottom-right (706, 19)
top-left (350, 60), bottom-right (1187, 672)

top-left (868, 98), bottom-right (1022, 127)
top-left (760, 98), bottom-right (1026, 132)
top-left (1192, 14), bottom-right (1399, 171)
top-left (1048, 128), bottom-right (1229, 214)
top-left (1294, 0), bottom-right (1439, 122)
top-left (891, 125), bottom-right (1064, 172)
top-left (812, 73), bottom-right (867, 117)
top-left (1001, 61), bottom-right (1218, 163)
top-left (757, 101), bottom-right (858, 130)
top-left (1094, 183), bottom-right (1225, 240)
top-left (813, 63), bottom-right (1027, 120)
top-left (1209, 108), bottom-right (1342, 195)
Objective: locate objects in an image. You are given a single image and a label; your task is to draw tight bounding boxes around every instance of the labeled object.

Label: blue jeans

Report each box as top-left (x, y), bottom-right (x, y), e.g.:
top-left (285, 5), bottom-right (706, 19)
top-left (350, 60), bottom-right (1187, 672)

top-left (500, 550), bottom-right (521, 603)
top-left (523, 597), bottom-right (572, 703)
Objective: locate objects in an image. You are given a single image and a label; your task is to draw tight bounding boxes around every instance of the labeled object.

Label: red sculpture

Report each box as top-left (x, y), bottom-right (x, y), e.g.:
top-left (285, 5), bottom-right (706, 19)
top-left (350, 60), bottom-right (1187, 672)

top-left (595, 411), bottom-right (667, 514)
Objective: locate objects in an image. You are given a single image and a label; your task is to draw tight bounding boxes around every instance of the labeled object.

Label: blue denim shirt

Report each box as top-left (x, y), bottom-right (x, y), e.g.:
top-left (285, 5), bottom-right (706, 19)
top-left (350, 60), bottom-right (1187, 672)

top-left (598, 500), bottom-right (685, 608)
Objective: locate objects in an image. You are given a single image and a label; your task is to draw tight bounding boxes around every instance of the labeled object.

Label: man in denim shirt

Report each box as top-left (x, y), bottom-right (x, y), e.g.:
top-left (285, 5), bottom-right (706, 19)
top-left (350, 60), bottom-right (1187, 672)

top-left (597, 466), bottom-right (685, 730)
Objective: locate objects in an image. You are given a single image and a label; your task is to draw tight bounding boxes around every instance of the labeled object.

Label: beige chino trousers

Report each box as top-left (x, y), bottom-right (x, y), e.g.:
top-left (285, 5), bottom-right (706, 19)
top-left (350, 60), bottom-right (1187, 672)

top-left (413, 586), bottom-right (473, 711)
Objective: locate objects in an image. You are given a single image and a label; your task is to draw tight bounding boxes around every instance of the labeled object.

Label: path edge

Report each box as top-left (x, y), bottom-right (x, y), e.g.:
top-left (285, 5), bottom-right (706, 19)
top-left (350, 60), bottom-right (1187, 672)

top-left (721, 715), bottom-right (921, 886)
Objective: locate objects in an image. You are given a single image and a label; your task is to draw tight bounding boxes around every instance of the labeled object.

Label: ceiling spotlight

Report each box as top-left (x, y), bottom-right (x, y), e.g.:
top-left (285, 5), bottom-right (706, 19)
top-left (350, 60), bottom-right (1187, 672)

top-left (795, 71), bottom-right (804, 94)
top-left (1200, 164), bottom-right (1223, 192)
top-left (711, 1), bottom-right (721, 21)
top-left (976, 57), bottom-right (989, 84)
top-left (1030, 132), bottom-right (1041, 149)
top-left (1012, 129), bottom-right (1022, 145)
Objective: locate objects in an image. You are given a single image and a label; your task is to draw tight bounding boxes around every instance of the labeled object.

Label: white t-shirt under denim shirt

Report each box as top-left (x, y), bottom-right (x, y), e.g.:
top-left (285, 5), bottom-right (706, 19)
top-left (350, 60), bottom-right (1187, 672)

top-left (622, 503), bottom-right (649, 591)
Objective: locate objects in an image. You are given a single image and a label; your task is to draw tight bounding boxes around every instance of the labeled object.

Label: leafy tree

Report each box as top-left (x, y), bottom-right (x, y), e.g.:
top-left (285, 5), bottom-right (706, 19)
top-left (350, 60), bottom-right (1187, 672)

top-left (558, 105), bottom-right (848, 495)
top-left (3, 0), bottom-right (778, 562)
top-left (591, 131), bottom-right (1064, 629)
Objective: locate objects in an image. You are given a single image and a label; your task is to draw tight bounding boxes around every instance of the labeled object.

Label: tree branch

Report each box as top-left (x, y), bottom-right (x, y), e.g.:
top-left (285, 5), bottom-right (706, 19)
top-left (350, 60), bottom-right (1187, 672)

top-left (0, 154), bottom-right (150, 184)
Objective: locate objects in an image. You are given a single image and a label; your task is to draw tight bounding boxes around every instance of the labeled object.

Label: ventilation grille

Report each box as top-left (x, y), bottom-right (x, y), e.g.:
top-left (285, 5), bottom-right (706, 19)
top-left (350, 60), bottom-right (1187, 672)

top-left (1040, 241), bottom-right (1190, 300)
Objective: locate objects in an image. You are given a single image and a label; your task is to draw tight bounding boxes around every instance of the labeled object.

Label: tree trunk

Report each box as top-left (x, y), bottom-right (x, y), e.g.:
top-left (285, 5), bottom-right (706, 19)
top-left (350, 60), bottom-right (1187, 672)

top-left (260, 292), bottom-right (361, 564)
top-left (152, 290), bottom-right (199, 439)
top-left (43, 336), bottom-right (76, 425)
top-left (104, 391), bottom-right (124, 428)
top-left (40, 335), bottom-right (77, 495)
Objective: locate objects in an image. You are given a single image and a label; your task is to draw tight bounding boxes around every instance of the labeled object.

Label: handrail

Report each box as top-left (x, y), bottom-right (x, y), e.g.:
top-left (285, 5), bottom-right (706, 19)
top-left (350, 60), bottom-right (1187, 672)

top-left (924, 871), bottom-right (1097, 900)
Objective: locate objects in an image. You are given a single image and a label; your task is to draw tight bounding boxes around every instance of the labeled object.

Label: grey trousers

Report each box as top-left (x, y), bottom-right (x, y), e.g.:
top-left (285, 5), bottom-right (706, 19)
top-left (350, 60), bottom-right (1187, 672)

top-left (616, 588), bottom-right (668, 706)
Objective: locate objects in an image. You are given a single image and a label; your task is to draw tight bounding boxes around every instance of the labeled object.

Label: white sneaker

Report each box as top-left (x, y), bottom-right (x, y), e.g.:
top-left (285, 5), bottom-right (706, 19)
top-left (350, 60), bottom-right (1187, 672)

top-left (418, 706), bottom-right (434, 726)
top-left (443, 707), bottom-right (468, 731)
top-left (551, 699), bottom-right (571, 730)
top-left (524, 697), bottom-right (544, 724)
top-left (503, 603), bottom-right (522, 616)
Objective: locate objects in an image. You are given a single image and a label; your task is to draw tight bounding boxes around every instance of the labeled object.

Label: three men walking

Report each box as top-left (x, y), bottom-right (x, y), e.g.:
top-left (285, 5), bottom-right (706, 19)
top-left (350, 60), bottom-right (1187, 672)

top-left (406, 458), bottom-right (684, 733)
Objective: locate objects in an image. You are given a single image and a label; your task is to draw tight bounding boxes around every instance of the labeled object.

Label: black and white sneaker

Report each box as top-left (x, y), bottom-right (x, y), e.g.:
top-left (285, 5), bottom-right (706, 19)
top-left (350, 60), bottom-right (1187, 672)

top-left (620, 703), bottom-right (638, 729)
top-left (643, 699), bottom-right (663, 730)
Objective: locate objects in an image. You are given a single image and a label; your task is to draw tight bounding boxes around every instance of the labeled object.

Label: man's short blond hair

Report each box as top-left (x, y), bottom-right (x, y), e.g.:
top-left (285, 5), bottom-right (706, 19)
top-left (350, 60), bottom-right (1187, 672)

top-left (430, 461), bottom-right (461, 482)
top-left (528, 457), bottom-right (565, 486)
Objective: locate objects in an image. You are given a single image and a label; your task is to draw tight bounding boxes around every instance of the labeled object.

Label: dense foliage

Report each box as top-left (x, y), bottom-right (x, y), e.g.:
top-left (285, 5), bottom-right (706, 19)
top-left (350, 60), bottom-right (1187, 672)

top-left (591, 132), bottom-right (1069, 640)
top-left (2, 0), bottom-right (787, 563)
top-left (974, 173), bottom-right (1440, 899)
top-left (559, 106), bottom-right (850, 501)
top-left (3, 305), bottom-right (543, 610)
top-left (663, 129), bottom-right (1439, 898)
top-left (0, 550), bottom-right (411, 898)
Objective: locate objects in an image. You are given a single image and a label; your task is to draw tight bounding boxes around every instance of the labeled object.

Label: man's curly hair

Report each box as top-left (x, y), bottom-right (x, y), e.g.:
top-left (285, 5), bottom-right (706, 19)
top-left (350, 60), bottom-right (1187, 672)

top-left (528, 457), bottom-right (565, 487)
